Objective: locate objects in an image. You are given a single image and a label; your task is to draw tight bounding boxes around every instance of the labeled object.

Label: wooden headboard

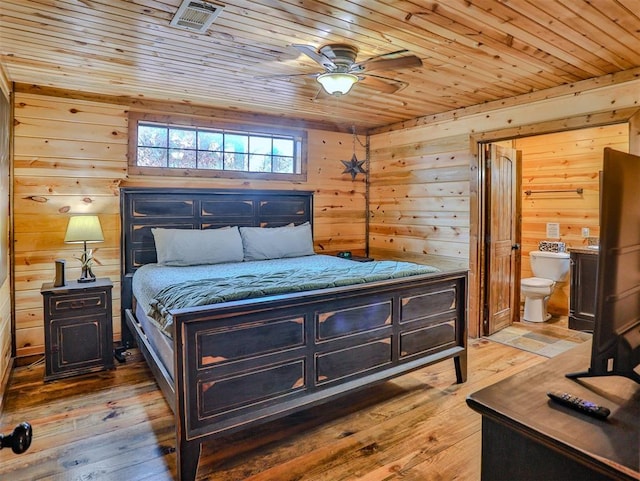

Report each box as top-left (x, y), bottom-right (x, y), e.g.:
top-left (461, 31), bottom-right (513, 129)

top-left (119, 187), bottom-right (313, 343)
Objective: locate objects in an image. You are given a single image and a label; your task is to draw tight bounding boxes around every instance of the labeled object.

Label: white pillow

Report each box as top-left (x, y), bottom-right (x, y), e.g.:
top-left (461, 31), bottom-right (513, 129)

top-left (240, 223), bottom-right (314, 261)
top-left (152, 226), bottom-right (244, 266)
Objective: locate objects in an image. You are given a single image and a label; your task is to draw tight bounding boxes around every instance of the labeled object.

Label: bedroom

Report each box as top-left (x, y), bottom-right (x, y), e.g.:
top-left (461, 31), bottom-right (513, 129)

top-left (1, 1), bottom-right (639, 479)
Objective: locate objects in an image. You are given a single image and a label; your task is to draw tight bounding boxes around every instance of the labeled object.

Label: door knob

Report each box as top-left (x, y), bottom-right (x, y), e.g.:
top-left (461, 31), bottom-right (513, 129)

top-left (512, 243), bottom-right (520, 250)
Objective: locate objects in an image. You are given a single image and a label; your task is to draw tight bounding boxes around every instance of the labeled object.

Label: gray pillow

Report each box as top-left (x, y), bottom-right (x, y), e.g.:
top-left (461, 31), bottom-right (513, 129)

top-left (152, 226), bottom-right (244, 266)
top-left (240, 223), bottom-right (314, 261)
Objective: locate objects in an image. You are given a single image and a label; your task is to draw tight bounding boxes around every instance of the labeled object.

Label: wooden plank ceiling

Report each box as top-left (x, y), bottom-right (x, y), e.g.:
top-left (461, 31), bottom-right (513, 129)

top-left (1, 0), bottom-right (639, 132)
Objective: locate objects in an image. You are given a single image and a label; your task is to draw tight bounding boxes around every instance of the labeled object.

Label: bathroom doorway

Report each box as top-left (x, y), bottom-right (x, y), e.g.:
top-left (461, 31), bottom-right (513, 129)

top-left (477, 124), bottom-right (629, 337)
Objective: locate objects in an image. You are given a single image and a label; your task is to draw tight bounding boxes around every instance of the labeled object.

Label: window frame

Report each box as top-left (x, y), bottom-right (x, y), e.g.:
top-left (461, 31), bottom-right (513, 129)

top-left (128, 112), bottom-right (307, 181)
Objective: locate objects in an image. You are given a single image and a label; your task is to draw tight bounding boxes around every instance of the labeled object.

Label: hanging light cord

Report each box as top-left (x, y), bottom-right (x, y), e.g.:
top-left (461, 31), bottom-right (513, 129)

top-left (350, 125), bottom-right (370, 256)
top-left (352, 125), bottom-right (366, 150)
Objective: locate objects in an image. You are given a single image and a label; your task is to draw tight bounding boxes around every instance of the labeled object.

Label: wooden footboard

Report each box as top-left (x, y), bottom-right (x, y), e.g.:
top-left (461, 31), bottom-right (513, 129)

top-left (167, 270), bottom-right (467, 481)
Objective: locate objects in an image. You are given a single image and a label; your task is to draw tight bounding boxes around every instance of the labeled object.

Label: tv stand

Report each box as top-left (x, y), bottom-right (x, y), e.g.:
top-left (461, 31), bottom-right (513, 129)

top-left (567, 324), bottom-right (640, 384)
top-left (566, 368), bottom-right (640, 384)
top-left (467, 341), bottom-right (640, 481)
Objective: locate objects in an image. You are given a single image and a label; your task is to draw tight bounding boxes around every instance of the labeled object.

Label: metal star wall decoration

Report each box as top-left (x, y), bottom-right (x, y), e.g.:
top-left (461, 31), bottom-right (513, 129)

top-left (341, 153), bottom-right (367, 180)
top-left (341, 125), bottom-right (367, 180)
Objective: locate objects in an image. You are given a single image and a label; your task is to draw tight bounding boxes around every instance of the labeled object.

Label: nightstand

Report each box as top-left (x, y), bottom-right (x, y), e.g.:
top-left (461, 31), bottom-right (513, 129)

top-left (41, 278), bottom-right (114, 381)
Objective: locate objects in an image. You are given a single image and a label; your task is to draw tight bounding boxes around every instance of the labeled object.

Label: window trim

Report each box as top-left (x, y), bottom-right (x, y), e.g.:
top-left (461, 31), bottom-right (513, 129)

top-left (128, 112), bottom-right (308, 181)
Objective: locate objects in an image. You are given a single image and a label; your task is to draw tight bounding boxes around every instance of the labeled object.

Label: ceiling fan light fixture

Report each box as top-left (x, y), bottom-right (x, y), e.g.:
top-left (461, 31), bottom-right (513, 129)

top-left (317, 73), bottom-right (358, 95)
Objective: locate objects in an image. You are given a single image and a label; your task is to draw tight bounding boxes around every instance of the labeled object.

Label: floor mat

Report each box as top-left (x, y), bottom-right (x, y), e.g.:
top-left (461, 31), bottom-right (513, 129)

top-left (486, 324), bottom-right (591, 358)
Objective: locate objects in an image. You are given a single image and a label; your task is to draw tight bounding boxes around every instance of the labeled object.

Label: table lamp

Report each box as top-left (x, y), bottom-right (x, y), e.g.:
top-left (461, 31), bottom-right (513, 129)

top-left (64, 215), bottom-right (104, 283)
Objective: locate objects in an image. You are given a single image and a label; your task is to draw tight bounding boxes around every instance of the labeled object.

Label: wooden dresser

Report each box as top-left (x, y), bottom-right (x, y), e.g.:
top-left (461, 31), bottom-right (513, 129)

top-left (467, 341), bottom-right (639, 481)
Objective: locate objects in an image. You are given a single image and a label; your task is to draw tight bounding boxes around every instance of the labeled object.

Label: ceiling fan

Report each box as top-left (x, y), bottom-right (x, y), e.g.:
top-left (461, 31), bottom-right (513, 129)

top-left (281, 43), bottom-right (422, 97)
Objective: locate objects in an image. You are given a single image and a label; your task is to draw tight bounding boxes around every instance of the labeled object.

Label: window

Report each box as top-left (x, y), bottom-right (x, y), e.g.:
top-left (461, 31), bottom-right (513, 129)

top-left (128, 112), bottom-right (307, 180)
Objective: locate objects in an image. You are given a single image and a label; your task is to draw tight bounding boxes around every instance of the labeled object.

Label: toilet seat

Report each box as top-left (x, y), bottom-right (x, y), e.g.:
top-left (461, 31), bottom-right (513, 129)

top-left (521, 277), bottom-right (554, 288)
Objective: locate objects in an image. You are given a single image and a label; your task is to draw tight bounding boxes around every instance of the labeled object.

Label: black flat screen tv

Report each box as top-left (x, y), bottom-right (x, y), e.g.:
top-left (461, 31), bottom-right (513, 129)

top-left (567, 147), bottom-right (640, 383)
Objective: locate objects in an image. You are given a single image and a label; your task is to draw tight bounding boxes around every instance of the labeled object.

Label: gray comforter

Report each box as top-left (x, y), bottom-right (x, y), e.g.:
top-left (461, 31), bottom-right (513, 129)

top-left (135, 255), bottom-right (439, 338)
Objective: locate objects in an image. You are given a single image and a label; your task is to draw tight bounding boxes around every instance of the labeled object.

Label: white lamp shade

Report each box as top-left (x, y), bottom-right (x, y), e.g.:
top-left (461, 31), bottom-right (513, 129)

top-left (316, 73), bottom-right (358, 95)
top-left (64, 215), bottom-right (104, 243)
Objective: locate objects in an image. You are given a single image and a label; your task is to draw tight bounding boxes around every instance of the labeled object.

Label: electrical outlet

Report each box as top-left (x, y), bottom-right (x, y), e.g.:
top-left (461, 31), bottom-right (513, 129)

top-left (582, 227), bottom-right (590, 238)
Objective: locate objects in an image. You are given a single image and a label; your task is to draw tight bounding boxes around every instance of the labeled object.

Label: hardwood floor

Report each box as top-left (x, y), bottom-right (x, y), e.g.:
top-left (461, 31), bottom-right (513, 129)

top-left (0, 339), bottom-right (546, 480)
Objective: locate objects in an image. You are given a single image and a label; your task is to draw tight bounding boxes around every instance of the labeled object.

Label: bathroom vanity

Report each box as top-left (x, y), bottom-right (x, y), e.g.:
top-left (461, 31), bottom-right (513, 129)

top-left (569, 248), bottom-right (599, 332)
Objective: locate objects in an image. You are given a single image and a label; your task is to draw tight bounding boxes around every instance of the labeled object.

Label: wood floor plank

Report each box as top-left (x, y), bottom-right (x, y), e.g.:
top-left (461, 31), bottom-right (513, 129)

top-left (207, 342), bottom-right (543, 481)
top-left (378, 431), bottom-right (483, 481)
top-left (0, 340), bottom-right (545, 480)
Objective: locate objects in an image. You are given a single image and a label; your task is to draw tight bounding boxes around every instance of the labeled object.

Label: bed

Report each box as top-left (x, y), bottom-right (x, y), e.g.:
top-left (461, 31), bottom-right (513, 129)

top-left (120, 187), bottom-right (468, 481)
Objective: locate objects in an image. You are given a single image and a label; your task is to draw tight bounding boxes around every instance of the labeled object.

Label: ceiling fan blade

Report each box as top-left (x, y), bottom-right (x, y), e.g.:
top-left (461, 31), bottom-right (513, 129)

top-left (359, 74), bottom-right (407, 94)
top-left (292, 44), bottom-right (336, 70)
top-left (353, 51), bottom-right (422, 72)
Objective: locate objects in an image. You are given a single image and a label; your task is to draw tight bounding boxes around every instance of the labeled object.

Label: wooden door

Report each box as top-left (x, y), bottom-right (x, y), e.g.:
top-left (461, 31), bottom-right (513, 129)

top-left (484, 144), bottom-right (521, 336)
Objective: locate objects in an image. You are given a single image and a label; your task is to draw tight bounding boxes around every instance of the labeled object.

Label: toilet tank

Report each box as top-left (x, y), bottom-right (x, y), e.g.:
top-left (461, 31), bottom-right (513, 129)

top-left (529, 250), bottom-right (570, 281)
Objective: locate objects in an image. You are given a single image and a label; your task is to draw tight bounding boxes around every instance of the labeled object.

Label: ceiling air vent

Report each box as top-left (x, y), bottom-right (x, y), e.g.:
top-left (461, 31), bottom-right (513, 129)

top-left (170, 0), bottom-right (224, 33)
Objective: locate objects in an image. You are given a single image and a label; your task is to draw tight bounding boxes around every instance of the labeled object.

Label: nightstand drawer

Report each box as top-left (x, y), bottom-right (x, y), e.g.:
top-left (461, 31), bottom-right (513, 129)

top-left (47, 291), bottom-right (108, 317)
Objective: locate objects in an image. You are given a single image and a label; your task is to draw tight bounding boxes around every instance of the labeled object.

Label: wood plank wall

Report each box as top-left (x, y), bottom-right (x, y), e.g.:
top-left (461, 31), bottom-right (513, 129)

top-left (12, 93), bottom-right (365, 359)
top-left (515, 124), bottom-right (629, 316)
top-left (368, 133), bottom-right (472, 263)
top-left (0, 65), bottom-right (12, 405)
top-left (8, 79), bottom-right (640, 358)
top-left (369, 77), bottom-right (640, 337)
top-left (0, 281), bottom-right (10, 390)
top-left (368, 124), bottom-right (630, 327)
top-left (13, 94), bottom-right (127, 358)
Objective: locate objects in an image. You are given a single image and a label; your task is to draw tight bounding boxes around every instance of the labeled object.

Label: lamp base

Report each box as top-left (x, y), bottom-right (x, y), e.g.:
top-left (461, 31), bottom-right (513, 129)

top-left (78, 265), bottom-right (96, 283)
top-left (77, 277), bottom-right (96, 283)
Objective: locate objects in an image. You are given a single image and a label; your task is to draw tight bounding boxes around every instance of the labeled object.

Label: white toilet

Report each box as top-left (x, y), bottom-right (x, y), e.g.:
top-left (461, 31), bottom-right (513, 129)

top-left (520, 250), bottom-right (570, 322)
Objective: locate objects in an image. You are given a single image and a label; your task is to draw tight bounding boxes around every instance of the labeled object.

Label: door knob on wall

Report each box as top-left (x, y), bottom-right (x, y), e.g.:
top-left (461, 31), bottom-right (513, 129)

top-left (512, 243), bottom-right (520, 250)
top-left (0, 422), bottom-right (32, 454)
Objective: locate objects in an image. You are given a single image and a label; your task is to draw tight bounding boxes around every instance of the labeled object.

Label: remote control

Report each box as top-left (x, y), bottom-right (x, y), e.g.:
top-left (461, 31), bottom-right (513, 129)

top-left (547, 391), bottom-right (610, 419)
